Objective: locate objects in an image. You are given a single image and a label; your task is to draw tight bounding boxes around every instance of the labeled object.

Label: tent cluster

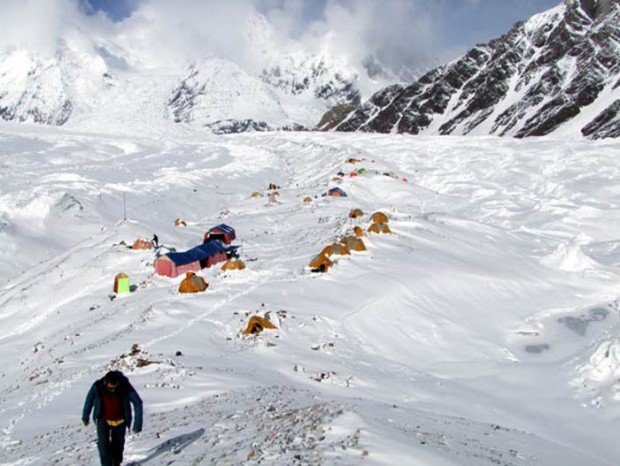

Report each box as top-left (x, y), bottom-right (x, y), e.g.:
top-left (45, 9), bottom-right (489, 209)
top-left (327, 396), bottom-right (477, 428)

top-left (250, 183), bottom-right (281, 203)
top-left (155, 223), bottom-right (242, 278)
top-left (309, 220), bottom-right (368, 273)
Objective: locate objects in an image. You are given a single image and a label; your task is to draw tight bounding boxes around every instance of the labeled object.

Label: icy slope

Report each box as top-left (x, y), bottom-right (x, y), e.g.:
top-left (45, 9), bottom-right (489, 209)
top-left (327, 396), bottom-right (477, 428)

top-left (0, 124), bottom-right (619, 464)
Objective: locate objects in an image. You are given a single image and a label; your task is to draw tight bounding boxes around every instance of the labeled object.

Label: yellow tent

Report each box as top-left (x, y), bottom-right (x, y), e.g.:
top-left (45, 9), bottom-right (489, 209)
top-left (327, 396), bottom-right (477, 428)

top-left (302, 196), bottom-right (313, 203)
top-left (340, 235), bottom-right (366, 252)
top-left (371, 212), bottom-right (389, 224)
top-left (320, 243), bottom-right (351, 257)
top-left (242, 315), bottom-right (278, 335)
top-left (222, 259), bottom-right (246, 271)
top-left (309, 254), bottom-right (333, 272)
top-left (368, 222), bottom-right (391, 234)
top-left (348, 208), bottom-right (364, 219)
top-left (251, 191), bottom-right (263, 198)
top-left (173, 218), bottom-right (187, 227)
top-left (353, 226), bottom-right (365, 238)
top-left (178, 272), bottom-right (208, 293)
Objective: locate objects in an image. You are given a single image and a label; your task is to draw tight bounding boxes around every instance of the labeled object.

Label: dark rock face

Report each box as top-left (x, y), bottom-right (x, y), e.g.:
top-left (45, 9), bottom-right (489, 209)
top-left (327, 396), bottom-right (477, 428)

top-left (203, 119), bottom-right (307, 134)
top-left (330, 0), bottom-right (620, 139)
top-left (315, 104), bottom-right (357, 131)
top-left (168, 65), bottom-right (206, 123)
top-left (581, 99), bottom-right (620, 138)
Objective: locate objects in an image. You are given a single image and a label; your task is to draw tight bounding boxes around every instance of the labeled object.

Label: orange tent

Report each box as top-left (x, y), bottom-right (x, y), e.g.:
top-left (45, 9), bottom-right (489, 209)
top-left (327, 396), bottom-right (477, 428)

top-left (242, 315), bottom-right (278, 335)
top-left (309, 254), bottom-right (333, 272)
top-left (132, 238), bottom-right (153, 250)
top-left (371, 212), bottom-right (389, 224)
top-left (353, 226), bottom-right (365, 238)
top-left (302, 196), bottom-right (313, 203)
top-left (340, 235), bottom-right (366, 252)
top-left (222, 259), bottom-right (246, 271)
top-left (348, 208), bottom-right (364, 219)
top-left (173, 218), bottom-right (187, 227)
top-left (320, 243), bottom-right (351, 257)
top-left (178, 272), bottom-right (208, 293)
top-left (368, 222), bottom-right (391, 234)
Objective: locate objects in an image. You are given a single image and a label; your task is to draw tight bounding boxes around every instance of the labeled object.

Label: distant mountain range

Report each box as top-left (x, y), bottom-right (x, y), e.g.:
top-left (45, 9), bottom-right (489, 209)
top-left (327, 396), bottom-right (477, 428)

top-left (0, 0), bottom-right (617, 138)
top-left (324, 0), bottom-right (619, 139)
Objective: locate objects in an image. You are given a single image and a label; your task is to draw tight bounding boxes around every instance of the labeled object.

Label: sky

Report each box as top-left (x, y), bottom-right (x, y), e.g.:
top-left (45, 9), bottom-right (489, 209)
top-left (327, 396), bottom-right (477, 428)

top-left (2, 0), bottom-right (562, 78)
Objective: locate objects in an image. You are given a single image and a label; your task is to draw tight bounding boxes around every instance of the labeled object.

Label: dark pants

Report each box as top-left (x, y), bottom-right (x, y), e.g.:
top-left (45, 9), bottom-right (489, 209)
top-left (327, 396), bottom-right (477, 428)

top-left (96, 420), bottom-right (126, 466)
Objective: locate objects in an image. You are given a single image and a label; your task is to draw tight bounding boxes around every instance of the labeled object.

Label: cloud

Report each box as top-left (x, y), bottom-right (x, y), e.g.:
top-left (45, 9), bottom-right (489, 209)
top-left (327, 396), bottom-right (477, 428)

top-left (0, 0), bottom-right (110, 57)
top-left (1, 0), bottom-right (543, 81)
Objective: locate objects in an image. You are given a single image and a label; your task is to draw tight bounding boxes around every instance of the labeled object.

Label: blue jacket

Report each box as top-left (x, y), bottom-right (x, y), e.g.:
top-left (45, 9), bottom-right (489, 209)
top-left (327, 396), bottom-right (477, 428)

top-left (82, 375), bottom-right (143, 431)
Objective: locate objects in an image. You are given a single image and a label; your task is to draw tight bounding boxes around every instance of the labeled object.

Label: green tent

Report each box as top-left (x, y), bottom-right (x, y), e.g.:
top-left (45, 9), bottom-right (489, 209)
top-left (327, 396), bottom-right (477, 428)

top-left (357, 168), bottom-right (367, 174)
top-left (114, 273), bottom-right (130, 294)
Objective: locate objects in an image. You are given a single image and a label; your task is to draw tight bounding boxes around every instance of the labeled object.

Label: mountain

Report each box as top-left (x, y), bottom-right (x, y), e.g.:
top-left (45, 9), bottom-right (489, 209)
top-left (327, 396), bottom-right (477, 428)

top-left (0, 14), bottom-right (369, 135)
top-left (325, 0), bottom-right (619, 139)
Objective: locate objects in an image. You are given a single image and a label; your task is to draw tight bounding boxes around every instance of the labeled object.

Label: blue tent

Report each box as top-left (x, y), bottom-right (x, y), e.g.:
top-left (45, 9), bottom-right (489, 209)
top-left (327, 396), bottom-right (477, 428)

top-left (204, 224), bottom-right (237, 244)
top-left (327, 187), bottom-right (348, 197)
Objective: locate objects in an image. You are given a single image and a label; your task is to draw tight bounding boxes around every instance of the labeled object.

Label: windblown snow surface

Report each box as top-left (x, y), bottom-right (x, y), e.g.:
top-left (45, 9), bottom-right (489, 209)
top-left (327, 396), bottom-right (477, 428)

top-left (0, 122), bottom-right (619, 465)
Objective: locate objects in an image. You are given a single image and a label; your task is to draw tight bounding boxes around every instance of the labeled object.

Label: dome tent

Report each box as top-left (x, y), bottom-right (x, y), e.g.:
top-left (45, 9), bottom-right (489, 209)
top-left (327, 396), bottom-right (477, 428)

top-left (178, 272), bottom-right (208, 293)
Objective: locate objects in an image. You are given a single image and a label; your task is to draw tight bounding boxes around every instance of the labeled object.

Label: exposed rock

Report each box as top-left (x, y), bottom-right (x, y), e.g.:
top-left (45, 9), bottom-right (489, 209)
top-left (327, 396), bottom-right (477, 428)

top-left (329, 0), bottom-right (620, 139)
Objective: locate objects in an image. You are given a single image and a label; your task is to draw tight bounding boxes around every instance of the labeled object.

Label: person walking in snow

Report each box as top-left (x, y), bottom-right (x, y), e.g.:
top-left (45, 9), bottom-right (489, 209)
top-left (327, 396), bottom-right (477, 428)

top-left (82, 370), bottom-right (143, 466)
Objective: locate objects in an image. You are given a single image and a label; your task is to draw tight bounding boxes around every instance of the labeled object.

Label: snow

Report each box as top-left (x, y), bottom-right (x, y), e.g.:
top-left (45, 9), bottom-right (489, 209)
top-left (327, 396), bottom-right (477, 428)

top-left (0, 123), bottom-right (619, 465)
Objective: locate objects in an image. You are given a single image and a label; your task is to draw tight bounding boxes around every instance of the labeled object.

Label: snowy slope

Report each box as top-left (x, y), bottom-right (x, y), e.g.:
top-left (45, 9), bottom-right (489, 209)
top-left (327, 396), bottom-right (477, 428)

top-left (0, 122), bottom-right (619, 465)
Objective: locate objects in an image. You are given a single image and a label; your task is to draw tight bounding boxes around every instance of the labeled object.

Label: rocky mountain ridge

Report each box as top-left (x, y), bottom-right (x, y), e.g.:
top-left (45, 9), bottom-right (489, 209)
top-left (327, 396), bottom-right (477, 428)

top-left (325, 0), bottom-right (619, 139)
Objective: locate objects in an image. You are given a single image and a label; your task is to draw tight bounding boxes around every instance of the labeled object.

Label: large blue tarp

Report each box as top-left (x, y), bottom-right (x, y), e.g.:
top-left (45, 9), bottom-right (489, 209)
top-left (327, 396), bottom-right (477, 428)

top-left (166, 241), bottom-right (227, 266)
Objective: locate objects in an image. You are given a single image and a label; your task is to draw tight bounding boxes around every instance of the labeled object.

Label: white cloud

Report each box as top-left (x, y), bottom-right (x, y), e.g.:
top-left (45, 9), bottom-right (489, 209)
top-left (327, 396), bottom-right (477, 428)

top-left (0, 0), bottom-right (451, 78)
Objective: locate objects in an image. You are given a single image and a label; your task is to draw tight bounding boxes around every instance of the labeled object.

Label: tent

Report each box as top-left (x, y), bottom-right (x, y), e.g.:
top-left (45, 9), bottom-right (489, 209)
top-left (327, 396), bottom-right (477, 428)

top-left (346, 157), bottom-right (361, 164)
top-left (114, 273), bottom-right (130, 294)
top-left (268, 183), bottom-right (280, 190)
top-left (348, 208), bottom-right (363, 219)
top-left (327, 187), bottom-right (348, 197)
top-left (357, 168), bottom-right (367, 174)
top-left (302, 196), bottom-right (313, 203)
top-left (132, 238), bottom-right (153, 250)
top-left (349, 171), bottom-right (358, 178)
top-left (371, 211), bottom-right (389, 224)
top-left (353, 226), bottom-right (365, 238)
top-left (178, 272), bottom-right (208, 293)
top-left (251, 191), bottom-right (263, 198)
top-left (309, 254), bottom-right (333, 272)
top-left (155, 241), bottom-right (227, 278)
top-left (340, 235), bottom-right (366, 252)
top-left (222, 258), bottom-right (246, 271)
top-left (242, 315), bottom-right (278, 335)
top-left (368, 222), bottom-right (392, 234)
top-left (204, 224), bottom-right (236, 245)
top-left (173, 218), bottom-right (187, 227)
top-left (320, 243), bottom-right (351, 257)
top-left (331, 176), bottom-right (343, 183)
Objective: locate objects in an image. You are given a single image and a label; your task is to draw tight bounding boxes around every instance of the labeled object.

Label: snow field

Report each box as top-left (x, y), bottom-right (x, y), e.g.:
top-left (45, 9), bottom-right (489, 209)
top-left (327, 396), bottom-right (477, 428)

top-left (0, 125), bottom-right (619, 464)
